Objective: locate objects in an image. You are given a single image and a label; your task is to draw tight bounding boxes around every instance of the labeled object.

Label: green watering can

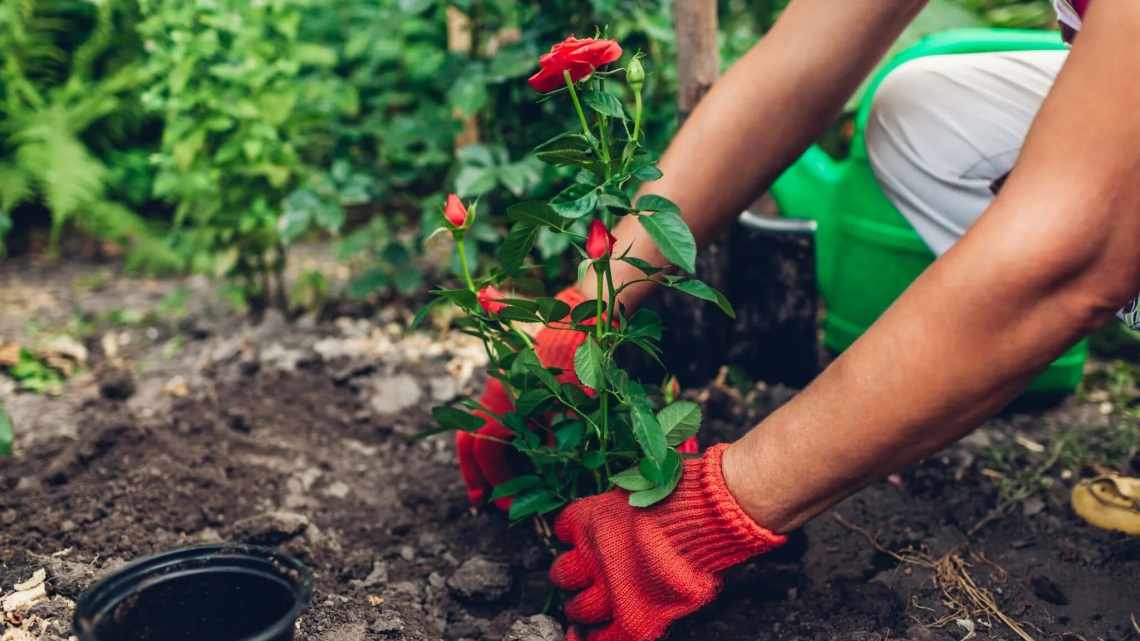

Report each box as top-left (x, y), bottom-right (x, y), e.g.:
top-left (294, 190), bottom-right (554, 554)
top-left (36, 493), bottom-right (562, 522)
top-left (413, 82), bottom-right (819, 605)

top-left (769, 28), bottom-right (1087, 395)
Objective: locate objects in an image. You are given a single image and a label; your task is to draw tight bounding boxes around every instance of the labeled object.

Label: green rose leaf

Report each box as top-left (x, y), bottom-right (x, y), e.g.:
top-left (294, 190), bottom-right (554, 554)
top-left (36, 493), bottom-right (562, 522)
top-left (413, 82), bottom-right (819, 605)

top-left (535, 297), bottom-right (571, 323)
top-left (669, 278), bottom-right (735, 318)
top-left (498, 223), bottom-right (539, 274)
top-left (635, 194), bottom-right (680, 215)
top-left (534, 132), bottom-right (595, 167)
top-left (625, 308), bottom-right (662, 341)
top-left (515, 389), bottom-right (554, 416)
top-left (657, 401), bottom-right (702, 446)
top-left (555, 420), bottom-right (585, 451)
top-left (509, 488), bottom-right (564, 521)
top-left (550, 184), bottom-right (598, 219)
top-left (629, 452), bottom-right (683, 508)
top-left (582, 90), bottom-right (626, 119)
top-left (611, 466), bottom-right (655, 492)
top-left (639, 210), bottom-right (696, 273)
top-left (490, 474), bottom-right (542, 500)
top-left (431, 405), bottom-right (484, 432)
top-left (574, 337), bottom-right (605, 389)
top-left (632, 163), bottom-right (663, 181)
top-left (630, 398), bottom-right (667, 467)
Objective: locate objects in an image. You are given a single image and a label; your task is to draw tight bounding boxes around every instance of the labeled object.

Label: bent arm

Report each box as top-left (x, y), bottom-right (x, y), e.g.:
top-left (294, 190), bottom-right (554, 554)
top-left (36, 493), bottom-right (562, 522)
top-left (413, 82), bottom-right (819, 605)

top-left (724, 0), bottom-right (1140, 532)
top-left (580, 0), bottom-right (929, 306)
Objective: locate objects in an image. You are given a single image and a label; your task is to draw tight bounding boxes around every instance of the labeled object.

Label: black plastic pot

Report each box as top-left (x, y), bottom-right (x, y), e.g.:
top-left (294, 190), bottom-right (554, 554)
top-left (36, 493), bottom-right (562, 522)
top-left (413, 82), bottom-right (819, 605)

top-left (73, 544), bottom-right (312, 641)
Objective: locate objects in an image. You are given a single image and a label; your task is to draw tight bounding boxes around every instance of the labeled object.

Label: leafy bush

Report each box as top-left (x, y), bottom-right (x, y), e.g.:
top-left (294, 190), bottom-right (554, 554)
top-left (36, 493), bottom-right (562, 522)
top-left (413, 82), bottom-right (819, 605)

top-left (0, 0), bottom-right (173, 266)
top-left (138, 0), bottom-right (358, 309)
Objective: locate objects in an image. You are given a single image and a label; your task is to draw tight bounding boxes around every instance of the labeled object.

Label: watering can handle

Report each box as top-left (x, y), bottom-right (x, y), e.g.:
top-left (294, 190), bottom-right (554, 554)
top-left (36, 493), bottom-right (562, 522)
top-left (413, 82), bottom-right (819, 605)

top-left (768, 144), bottom-right (840, 224)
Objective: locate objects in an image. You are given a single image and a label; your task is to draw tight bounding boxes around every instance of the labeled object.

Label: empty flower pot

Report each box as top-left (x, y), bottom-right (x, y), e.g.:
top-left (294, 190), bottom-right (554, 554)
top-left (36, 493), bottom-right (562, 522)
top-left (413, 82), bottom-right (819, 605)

top-left (73, 544), bottom-right (312, 641)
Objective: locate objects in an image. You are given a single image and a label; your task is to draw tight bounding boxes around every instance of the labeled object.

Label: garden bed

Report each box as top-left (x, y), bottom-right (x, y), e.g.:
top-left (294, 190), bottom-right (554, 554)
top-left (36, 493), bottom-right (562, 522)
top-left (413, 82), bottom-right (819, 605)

top-left (1, 258), bottom-right (1138, 641)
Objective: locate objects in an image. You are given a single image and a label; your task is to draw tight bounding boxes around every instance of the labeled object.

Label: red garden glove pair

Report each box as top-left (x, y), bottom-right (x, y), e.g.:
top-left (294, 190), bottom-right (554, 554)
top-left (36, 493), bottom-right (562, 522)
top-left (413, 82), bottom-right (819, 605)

top-left (550, 444), bottom-right (786, 641)
top-left (456, 286), bottom-right (698, 511)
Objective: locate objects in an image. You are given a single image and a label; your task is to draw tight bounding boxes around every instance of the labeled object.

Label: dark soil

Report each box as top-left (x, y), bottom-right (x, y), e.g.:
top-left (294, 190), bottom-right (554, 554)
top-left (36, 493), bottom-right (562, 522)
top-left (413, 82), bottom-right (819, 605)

top-left (2, 259), bottom-right (1139, 641)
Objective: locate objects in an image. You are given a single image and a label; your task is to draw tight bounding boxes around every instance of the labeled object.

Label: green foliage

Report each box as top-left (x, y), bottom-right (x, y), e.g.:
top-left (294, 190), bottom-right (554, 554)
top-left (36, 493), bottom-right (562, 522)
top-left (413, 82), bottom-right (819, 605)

top-left (6, 348), bottom-right (65, 394)
top-left (138, 0), bottom-right (354, 309)
top-left (0, 400), bottom-right (10, 457)
top-left (0, 0), bottom-right (174, 267)
top-left (428, 46), bottom-right (732, 518)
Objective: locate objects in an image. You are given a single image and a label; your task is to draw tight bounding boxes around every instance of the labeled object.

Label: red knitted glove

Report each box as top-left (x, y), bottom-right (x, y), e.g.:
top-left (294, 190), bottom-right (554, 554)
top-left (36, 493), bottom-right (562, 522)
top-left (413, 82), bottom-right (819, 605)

top-left (550, 444), bottom-right (785, 641)
top-left (456, 287), bottom-right (589, 511)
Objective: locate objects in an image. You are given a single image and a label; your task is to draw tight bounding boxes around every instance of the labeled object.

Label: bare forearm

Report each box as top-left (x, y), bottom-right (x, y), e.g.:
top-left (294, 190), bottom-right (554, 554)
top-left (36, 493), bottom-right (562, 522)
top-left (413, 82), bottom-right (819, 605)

top-left (581, 0), bottom-right (928, 305)
top-left (724, 0), bottom-right (1140, 532)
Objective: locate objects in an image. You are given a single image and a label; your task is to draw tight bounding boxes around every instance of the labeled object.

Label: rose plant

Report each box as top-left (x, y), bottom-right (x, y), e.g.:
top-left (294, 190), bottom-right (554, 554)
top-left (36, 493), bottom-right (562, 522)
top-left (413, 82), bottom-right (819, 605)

top-left (420, 36), bottom-right (734, 522)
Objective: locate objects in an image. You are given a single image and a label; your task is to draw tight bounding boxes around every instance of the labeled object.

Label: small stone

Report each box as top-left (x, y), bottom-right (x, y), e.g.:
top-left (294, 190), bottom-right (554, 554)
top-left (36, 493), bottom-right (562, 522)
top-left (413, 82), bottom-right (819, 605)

top-left (369, 611), bottom-right (406, 636)
top-left (428, 572), bottom-right (445, 589)
top-left (323, 481), bottom-right (351, 500)
top-left (231, 511), bottom-right (311, 545)
top-left (429, 376), bottom-right (459, 402)
top-left (399, 545), bottom-right (415, 562)
top-left (504, 614), bottom-right (563, 641)
top-left (446, 556), bottom-right (514, 604)
top-left (361, 561), bottom-right (388, 588)
top-left (369, 374), bottom-right (423, 415)
top-left (316, 623), bottom-right (366, 641)
top-left (261, 343), bottom-right (307, 372)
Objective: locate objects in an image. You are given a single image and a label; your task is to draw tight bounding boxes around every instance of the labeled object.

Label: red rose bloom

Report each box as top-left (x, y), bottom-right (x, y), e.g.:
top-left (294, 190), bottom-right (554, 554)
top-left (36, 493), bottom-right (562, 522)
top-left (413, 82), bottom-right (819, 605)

top-left (528, 36), bottom-right (623, 93)
top-left (585, 219), bottom-right (617, 259)
top-left (477, 286), bottom-right (507, 315)
top-left (444, 193), bottom-right (470, 228)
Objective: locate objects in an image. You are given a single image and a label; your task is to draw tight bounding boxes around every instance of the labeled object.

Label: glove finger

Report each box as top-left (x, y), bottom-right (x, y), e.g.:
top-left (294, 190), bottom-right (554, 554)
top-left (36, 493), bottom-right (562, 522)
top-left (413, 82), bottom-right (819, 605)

top-left (553, 501), bottom-right (587, 544)
top-left (565, 626), bottom-right (585, 641)
top-left (455, 431), bottom-right (486, 505)
top-left (479, 377), bottom-right (515, 415)
top-left (564, 584), bottom-right (612, 625)
top-left (473, 425), bottom-right (515, 490)
top-left (549, 549), bottom-right (593, 591)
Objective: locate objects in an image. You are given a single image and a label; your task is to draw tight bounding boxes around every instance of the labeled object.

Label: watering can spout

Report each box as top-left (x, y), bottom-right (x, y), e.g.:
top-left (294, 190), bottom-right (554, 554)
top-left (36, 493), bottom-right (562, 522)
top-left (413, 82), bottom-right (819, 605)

top-left (770, 144), bottom-right (841, 224)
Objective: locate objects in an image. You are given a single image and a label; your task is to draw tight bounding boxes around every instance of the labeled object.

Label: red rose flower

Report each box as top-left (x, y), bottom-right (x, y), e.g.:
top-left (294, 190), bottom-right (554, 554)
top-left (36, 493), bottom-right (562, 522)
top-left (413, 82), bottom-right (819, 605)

top-left (585, 219), bottom-right (617, 259)
top-left (477, 285), bottom-right (507, 315)
top-left (444, 193), bottom-right (470, 228)
top-left (528, 36), bottom-right (623, 93)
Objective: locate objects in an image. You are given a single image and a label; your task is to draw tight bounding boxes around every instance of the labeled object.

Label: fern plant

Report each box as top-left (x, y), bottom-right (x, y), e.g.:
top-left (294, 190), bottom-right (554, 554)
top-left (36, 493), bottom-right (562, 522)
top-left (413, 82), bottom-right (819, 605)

top-left (0, 0), bottom-right (174, 267)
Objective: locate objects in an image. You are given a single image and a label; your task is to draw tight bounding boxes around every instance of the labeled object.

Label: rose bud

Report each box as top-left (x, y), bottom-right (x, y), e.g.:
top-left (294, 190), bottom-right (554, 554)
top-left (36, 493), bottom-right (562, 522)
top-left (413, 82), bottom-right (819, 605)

top-left (528, 36), bottom-right (623, 93)
top-left (444, 194), bottom-right (471, 228)
top-left (477, 285), bottom-right (507, 315)
top-left (626, 55), bottom-right (645, 91)
top-left (585, 219), bottom-right (617, 259)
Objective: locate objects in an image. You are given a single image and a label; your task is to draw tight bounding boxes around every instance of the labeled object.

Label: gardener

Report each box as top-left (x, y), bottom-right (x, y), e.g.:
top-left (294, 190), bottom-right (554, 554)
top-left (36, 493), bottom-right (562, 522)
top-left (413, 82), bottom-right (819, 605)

top-left (458, 1), bottom-right (1140, 640)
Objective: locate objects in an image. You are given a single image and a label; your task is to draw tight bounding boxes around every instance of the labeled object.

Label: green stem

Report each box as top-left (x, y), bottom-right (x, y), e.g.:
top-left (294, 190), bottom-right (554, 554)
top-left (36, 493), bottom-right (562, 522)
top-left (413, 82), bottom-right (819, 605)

top-left (564, 71), bottom-right (593, 142)
top-left (632, 89), bottom-right (643, 143)
top-left (594, 262), bottom-right (606, 340)
top-left (455, 234), bottom-right (476, 293)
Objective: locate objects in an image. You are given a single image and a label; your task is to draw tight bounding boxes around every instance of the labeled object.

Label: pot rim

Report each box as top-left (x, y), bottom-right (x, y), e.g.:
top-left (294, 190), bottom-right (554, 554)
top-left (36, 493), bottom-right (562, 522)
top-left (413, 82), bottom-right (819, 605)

top-left (73, 543), bottom-right (312, 641)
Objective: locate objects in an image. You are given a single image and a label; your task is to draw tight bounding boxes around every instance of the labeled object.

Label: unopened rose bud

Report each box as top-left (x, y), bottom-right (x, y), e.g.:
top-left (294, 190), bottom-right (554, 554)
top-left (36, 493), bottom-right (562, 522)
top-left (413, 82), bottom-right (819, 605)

top-left (444, 194), bottom-right (471, 228)
top-left (627, 56), bottom-right (645, 91)
top-left (585, 219), bottom-right (616, 260)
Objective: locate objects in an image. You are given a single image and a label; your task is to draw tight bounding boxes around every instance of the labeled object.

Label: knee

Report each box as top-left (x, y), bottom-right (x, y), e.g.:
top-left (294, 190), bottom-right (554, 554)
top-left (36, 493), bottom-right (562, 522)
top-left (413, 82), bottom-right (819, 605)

top-left (865, 57), bottom-right (950, 168)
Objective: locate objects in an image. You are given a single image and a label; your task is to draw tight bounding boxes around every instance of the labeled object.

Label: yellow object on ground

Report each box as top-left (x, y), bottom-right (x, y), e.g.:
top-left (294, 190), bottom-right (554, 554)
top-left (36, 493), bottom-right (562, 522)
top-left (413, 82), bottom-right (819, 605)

top-left (1071, 475), bottom-right (1140, 536)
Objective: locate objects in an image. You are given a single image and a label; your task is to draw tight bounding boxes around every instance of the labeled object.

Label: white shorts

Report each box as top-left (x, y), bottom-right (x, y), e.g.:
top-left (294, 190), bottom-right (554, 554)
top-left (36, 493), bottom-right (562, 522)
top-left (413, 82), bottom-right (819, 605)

top-left (865, 50), bottom-right (1140, 329)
